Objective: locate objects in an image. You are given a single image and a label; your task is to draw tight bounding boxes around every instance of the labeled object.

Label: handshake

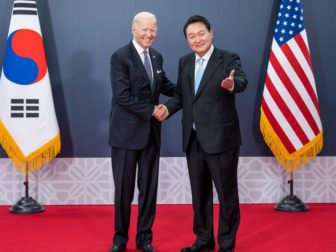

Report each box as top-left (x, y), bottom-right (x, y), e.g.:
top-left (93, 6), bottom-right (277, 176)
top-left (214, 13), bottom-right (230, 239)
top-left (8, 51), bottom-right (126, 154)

top-left (153, 104), bottom-right (169, 122)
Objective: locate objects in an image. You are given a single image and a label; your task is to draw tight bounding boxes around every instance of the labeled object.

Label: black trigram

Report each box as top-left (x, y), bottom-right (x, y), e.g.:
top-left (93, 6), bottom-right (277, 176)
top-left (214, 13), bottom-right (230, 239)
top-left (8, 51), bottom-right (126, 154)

top-left (11, 99), bottom-right (39, 118)
top-left (13, 0), bottom-right (37, 16)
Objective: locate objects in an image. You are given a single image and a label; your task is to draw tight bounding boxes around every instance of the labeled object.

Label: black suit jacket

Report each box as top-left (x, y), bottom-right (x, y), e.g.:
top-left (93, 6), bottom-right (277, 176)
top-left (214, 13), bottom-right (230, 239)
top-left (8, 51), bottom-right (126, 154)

top-left (109, 42), bottom-right (175, 149)
top-left (166, 48), bottom-right (247, 154)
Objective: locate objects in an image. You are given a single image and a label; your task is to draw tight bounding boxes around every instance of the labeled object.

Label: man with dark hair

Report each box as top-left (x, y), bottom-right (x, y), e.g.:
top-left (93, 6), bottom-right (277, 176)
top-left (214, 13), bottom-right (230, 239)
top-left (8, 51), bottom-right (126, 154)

top-left (109, 11), bottom-right (174, 252)
top-left (156, 15), bottom-right (247, 252)
top-left (182, 15), bottom-right (211, 37)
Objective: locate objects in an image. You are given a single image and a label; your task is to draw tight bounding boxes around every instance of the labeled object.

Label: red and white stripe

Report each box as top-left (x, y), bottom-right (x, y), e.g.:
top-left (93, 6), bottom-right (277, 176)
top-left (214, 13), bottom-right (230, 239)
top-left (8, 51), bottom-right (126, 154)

top-left (261, 30), bottom-right (322, 154)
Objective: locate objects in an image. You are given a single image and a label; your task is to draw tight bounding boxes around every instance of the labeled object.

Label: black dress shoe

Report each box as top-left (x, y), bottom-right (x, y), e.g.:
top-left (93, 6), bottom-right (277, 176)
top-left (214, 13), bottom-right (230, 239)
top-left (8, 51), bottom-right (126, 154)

top-left (181, 243), bottom-right (215, 252)
top-left (109, 244), bottom-right (126, 252)
top-left (218, 247), bottom-right (233, 252)
top-left (141, 243), bottom-right (156, 252)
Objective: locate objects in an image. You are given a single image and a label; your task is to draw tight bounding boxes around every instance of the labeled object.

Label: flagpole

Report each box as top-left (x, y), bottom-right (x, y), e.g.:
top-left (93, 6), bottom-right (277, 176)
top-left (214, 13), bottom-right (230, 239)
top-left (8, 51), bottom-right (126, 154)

top-left (24, 167), bottom-right (29, 197)
top-left (260, 0), bottom-right (323, 211)
top-left (9, 164), bottom-right (45, 214)
top-left (274, 172), bottom-right (309, 212)
top-left (1, 0), bottom-right (61, 213)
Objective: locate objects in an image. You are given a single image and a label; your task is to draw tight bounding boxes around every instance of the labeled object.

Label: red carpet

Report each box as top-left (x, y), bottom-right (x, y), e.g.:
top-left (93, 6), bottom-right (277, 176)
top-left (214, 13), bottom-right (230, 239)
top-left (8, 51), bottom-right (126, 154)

top-left (0, 204), bottom-right (335, 252)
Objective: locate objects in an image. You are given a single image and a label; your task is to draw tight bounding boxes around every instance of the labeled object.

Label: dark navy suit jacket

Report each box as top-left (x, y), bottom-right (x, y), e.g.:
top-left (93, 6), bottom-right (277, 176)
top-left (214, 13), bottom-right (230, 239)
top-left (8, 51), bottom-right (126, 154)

top-left (109, 42), bottom-right (175, 149)
top-left (166, 48), bottom-right (247, 153)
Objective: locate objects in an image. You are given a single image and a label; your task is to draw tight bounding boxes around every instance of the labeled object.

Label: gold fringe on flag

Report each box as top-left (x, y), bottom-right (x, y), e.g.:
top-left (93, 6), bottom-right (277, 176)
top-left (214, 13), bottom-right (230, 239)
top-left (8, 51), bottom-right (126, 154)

top-left (260, 108), bottom-right (323, 172)
top-left (0, 120), bottom-right (61, 174)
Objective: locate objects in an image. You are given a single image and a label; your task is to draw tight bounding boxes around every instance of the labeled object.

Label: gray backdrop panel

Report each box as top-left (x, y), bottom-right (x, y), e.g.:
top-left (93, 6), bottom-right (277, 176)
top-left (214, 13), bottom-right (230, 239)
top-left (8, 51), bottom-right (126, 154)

top-left (0, 0), bottom-right (335, 157)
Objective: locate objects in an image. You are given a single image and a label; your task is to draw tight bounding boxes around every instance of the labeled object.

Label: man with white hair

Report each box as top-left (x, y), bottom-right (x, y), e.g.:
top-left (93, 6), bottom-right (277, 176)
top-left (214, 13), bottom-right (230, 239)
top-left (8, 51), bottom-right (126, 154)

top-left (108, 11), bottom-right (175, 252)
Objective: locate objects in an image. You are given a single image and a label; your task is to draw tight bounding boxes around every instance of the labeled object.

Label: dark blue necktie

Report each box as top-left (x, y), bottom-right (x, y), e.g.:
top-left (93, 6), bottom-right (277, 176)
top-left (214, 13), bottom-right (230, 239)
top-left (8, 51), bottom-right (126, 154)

top-left (143, 50), bottom-right (153, 87)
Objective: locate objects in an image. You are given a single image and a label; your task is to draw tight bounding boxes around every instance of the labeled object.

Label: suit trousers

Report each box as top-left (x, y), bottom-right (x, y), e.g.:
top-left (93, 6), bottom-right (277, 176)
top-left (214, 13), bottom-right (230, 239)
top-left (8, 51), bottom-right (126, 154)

top-left (186, 130), bottom-right (240, 249)
top-left (111, 131), bottom-right (159, 247)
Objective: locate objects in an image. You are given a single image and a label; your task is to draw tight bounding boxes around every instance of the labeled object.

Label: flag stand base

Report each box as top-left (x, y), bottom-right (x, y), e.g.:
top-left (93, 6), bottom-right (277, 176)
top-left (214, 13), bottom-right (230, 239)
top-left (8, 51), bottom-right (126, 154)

top-left (274, 173), bottom-right (309, 212)
top-left (274, 194), bottom-right (309, 212)
top-left (9, 196), bottom-right (45, 214)
top-left (9, 168), bottom-right (45, 214)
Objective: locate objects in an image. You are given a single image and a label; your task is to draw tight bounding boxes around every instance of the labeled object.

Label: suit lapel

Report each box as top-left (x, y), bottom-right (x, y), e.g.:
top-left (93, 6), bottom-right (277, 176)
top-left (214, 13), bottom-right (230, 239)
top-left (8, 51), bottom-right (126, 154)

top-left (129, 42), bottom-right (152, 89)
top-left (186, 54), bottom-right (196, 99)
top-left (194, 48), bottom-right (222, 99)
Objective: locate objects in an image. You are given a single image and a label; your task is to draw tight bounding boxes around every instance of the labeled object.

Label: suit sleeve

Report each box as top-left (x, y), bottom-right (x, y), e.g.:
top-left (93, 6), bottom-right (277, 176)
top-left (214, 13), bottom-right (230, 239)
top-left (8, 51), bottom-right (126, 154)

top-left (228, 53), bottom-right (248, 93)
top-left (158, 56), bottom-right (176, 97)
top-left (160, 70), bottom-right (176, 97)
top-left (110, 52), bottom-right (154, 121)
top-left (165, 58), bottom-right (183, 117)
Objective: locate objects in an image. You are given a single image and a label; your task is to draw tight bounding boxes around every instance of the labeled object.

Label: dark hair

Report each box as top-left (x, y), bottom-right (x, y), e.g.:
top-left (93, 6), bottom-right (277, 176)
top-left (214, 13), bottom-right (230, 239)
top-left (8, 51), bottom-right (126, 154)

top-left (183, 15), bottom-right (211, 37)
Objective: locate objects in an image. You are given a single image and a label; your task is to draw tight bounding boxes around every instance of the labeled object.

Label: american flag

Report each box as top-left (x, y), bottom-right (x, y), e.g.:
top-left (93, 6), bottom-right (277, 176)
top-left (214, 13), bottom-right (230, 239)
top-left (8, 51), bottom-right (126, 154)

top-left (260, 0), bottom-right (323, 172)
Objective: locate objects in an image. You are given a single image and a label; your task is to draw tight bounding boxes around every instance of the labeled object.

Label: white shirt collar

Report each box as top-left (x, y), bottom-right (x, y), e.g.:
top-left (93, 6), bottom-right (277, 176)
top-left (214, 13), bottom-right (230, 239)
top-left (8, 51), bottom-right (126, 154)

top-left (195, 44), bottom-right (214, 62)
top-left (132, 39), bottom-right (148, 55)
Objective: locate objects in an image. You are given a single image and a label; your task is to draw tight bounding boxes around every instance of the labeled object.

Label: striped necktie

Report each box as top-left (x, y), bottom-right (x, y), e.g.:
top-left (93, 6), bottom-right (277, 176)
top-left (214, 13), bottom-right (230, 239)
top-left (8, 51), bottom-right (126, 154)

top-left (143, 50), bottom-right (153, 87)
